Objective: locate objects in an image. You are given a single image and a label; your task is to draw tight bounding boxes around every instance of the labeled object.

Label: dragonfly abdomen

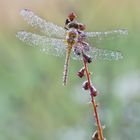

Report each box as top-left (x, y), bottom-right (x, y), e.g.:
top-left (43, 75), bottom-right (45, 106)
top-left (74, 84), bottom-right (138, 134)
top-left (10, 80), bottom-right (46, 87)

top-left (63, 45), bottom-right (73, 85)
top-left (63, 63), bottom-right (69, 85)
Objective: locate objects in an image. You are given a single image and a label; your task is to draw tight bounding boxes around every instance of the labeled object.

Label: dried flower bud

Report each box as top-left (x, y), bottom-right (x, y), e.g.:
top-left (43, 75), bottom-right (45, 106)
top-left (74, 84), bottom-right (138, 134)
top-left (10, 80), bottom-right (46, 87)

top-left (78, 23), bottom-right (86, 31)
top-left (77, 67), bottom-right (85, 78)
top-left (92, 132), bottom-right (106, 140)
top-left (92, 131), bottom-right (99, 140)
top-left (82, 81), bottom-right (89, 90)
top-left (82, 52), bottom-right (92, 63)
top-left (68, 12), bottom-right (77, 21)
top-left (90, 85), bottom-right (98, 97)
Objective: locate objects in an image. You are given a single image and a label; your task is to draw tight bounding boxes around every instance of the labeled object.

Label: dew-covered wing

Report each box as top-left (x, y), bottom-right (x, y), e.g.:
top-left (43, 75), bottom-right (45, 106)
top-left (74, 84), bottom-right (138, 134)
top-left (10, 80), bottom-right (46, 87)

top-left (85, 29), bottom-right (128, 40)
top-left (71, 46), bottom-right (123, 61)
top-left (88, 46), bottom-right (123, 61)
top-left (16, 31), bottom-right (66, 57)
top-left (20, 9), bottom-right (66, 38)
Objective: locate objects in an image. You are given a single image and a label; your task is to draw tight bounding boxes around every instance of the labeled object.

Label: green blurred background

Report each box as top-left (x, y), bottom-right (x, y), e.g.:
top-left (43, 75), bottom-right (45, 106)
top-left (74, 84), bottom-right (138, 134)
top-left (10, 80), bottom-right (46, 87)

top-left (0, 0), bottom-right (140, 140)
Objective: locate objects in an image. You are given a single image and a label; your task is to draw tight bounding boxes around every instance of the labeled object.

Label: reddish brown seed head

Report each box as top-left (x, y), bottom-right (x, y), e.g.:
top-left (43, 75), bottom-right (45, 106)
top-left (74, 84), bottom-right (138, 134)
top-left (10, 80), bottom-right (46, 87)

top-left (90, 85), bottom-right (98, 97)
top-left (92, 127), bottom-right (106, 140)
top-left (77, 67), bottom-right (85, 78)
top-left (82, 52), bottom-right (92, 63)
top-left (82, 81), bottom-right (89, 90)
top-left (68, 12), bottom-right (77, 21)
top-left (92, 131), bottom-right (99, 140)
top-left (78, 23), bottom-right (86, 31)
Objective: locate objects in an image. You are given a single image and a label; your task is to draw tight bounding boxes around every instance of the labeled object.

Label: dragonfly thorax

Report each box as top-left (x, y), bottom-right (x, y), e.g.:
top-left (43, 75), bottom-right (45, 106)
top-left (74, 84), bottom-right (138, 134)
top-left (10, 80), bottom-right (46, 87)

top-left (66, 28), bottom-right (79, 46)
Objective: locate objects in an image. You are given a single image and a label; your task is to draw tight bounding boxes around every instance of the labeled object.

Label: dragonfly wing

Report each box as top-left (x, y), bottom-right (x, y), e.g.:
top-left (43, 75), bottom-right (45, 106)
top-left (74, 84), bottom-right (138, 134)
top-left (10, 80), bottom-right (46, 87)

top-left (85, 29), bottom-right (128, 40)
top-left (70, 45), bottom-right (123, 61)
top-left (20, 9), bottom-right (66, 38)
top-left (87, 46), bottom-right (123, 61)
top-left (16, 31), bottom-right (66, 57)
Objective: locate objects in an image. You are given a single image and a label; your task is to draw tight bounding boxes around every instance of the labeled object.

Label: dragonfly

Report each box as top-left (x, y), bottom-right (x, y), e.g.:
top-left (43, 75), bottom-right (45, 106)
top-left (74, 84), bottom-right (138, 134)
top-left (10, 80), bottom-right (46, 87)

top-left (16, 9), bottom-right (128, 85)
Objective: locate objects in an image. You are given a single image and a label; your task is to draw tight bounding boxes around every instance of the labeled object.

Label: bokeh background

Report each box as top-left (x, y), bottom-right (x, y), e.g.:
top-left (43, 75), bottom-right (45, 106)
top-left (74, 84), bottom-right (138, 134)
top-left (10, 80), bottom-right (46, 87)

top-left (0, 0), bottom-right (140, 140)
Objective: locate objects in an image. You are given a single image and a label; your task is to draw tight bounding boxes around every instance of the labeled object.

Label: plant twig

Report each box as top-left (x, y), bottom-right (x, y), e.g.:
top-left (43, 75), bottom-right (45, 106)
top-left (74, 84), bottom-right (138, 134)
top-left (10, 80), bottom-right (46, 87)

top-left (83, 58), bottom-right (104, 140)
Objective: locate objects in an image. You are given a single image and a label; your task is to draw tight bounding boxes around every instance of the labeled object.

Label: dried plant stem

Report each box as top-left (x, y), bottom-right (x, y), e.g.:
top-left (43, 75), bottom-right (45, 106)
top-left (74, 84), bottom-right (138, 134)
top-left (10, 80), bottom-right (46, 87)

top-left (83, 59), bottom-right (104, 140)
